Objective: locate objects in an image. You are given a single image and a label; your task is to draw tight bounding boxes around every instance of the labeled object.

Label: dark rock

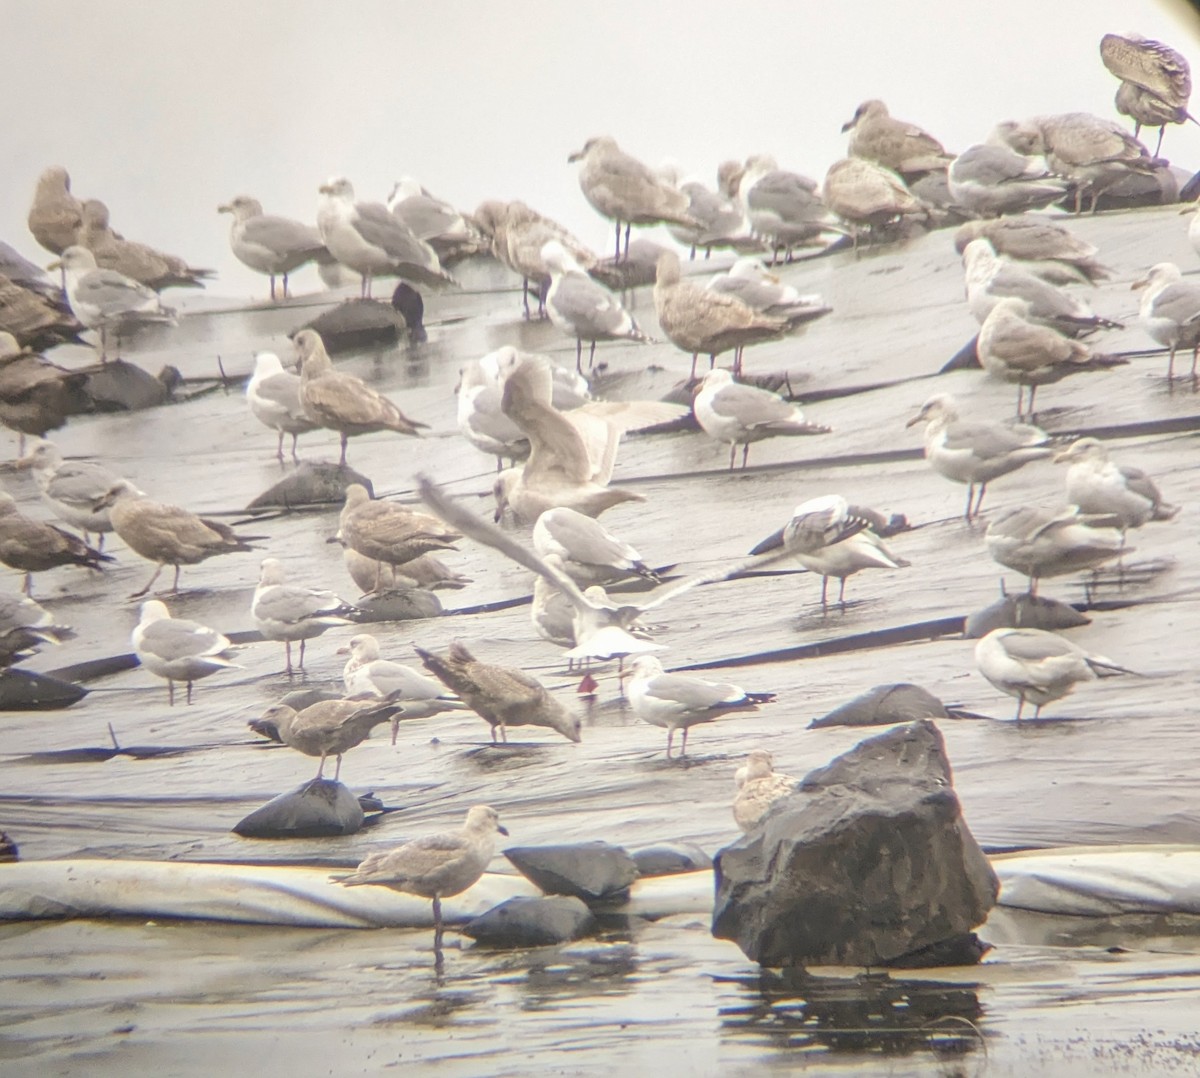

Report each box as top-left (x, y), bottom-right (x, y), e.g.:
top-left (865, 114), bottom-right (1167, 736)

top-left (1066, 163), bottom-right (1179, 213)
top-left (233, 778), bottom-right (364, 838)
top-left (712, 720), bottom-right (999, 968)
top-left (351, 587), bottom-right (443, 622)
top-left (963, 592), bottom-right (1090, 638)
top-left (245, 462), bottom-right (374, 509)
top-left (631, 843), bottom-right (713, 877)
top-left (294, 298), bottom-right (409, 354)
top-left (0, 668), bottom-right (88, 710)
top-left (462, 895), bottom-right (594, 948)
top-left (82, 359), bottom-right (178, 411)
top-left (809, 684), bottom-right (948, 729)
top-left (504, 842), bottom-right (640, 903)
top-left (886, 932), bottom-right (992, 968)
top-left (0, 829), bottom-right (18, 862)
top-left (390, 283), bottom-right (427, 343)
top-left (940, 334), bottom-right (980, 373)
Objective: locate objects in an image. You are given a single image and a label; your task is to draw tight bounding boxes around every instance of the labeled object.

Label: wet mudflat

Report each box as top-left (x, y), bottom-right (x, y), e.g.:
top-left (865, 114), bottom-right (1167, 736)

top-left (1, 206), bottom-right (1199, 1074)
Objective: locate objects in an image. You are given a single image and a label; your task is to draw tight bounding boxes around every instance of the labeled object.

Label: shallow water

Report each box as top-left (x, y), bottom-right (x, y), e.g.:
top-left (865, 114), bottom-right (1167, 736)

top-left (1, 206), bottom-right (1200, 1072)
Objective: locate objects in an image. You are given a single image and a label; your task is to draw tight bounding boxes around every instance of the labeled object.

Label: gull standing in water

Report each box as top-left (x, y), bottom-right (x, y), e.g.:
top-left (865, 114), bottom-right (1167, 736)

top-left (252, 557), bottom-right (356, 675)
top-left (0, 491), bottom-right (110, 596)
top-left (1054, 438), bottom-right (1178, 532)
top-left (1132, 262), bottom-right (1200, 381)
top-left (246, 352), bottom-right (319, 462)
top-left (219, 195), bottom-right (329, 301)
top-left (132, 599), bottom-right (238, 705)
top-left (339, 634), bottom-right (468, 735)
top-left (18, 438), bottom-right (121, 548)
top-left (733, 750), bottom-right (797, 831)
top-left (337, 484), bottom-right (460, 590)
top-left (257, 698), bottom-right (402, 780)
top-left (984, 505), bottom-right (1125, 594)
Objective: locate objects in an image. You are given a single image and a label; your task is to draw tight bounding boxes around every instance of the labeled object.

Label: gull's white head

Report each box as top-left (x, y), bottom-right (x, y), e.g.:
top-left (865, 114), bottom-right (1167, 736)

top-left (139, 600), bottom-right (171, 625)
top-left (318, 176), bottom-right (354, 199)
top-left (258, 557), bottom-right (288, 586)
top-left (906, 393), bottom-right (959, 428)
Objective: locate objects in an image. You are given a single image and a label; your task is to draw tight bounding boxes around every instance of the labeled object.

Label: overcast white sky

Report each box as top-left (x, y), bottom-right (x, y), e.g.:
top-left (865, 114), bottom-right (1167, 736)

top-left (7, 1), bottom-right (1200, 294)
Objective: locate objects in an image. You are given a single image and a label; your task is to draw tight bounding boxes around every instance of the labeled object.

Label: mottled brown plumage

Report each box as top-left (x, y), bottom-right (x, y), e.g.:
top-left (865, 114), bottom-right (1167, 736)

top-left (27, 167), bottom-right (83, 256)
top-left (0, 491), bottom-right (110, 595)
top-left (337, 484), bottom-right (459, 589)
top-left (77, 199), bottom-right (213, 291)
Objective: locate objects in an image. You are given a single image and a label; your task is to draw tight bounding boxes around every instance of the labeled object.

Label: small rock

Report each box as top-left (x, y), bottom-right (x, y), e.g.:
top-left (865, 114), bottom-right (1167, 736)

top-left (83, 359), bottom-right (178, 411)
top-left (233, 778), bottom-right (364, 838)
top-left (352, 588), bottom-right (443, 622)
top-left (963, 593), bottom-right (1090, 638)
top-left (294, 298), bottom-right (409, 354)
top-left (504, 842), bottom-right (640, 903)
top-left (631, 843), bottom-right (713, 877)
top-left (0, 668), bottom-right (88, 711)
top-left (246, 463), bottom-right (374, 509)
top-left (809, 683), bottom-right (948, 729)
top-left (462, 896), bottom-right (594, 948)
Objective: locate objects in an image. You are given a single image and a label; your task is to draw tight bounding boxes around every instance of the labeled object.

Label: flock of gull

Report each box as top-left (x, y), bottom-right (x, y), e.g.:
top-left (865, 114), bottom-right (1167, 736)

top-left (0, 30), bottom-right (1196, 942)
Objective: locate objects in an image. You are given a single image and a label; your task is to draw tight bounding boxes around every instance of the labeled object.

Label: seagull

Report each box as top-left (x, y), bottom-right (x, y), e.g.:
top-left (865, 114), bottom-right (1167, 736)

top-left (0, 491), bottom-right (110, 596)
top-left (693, 368), bottom-right (829, 470)
top-left (337, 484), bottom-right (459, 590)
top-left (733, 749), bottom-right (796, 831)
top-left (257, 698), bottom-right (402, 780)
top-left (76, 199), bottom-right (213, 291)
top-left (17, 438), bottom-right (121, 547)
top-left (984, 505), bottom-right (1125, 594)
top-left (953, 219), bottom-right (1110, 286)
top-left (0, 277), bottom-right (84, 355)
top-left (1054, 438), bottom-right (1178, 532)
top-left (386, 176), bottom-right (483, 264)
top-left (731, 156), bottom-right (836, 263)
top-left (1100, 32), bottom-right (1195, 156)
top-left (246, 351), bottom-right (319, 461)
top-left (659, 165), bottom-right (755, 258)
top-left (532, 507), bottom-right (659, 586)
top-left (706, 258), bottom-right (831, 326)
top-left (334, 805), bottom-right (508, 949)
top-left (252, 557), bottom-right (356, 675)
top-left (342, 548), bottom-right (469, 595)
top-left (0, 335), bottom-right (88, 452)
top-left (132, 599), bottom-right (238, 705)
top-left (975, 626), bottom-right (1134, 720)
top-left (1131, 262), bottom-right (1200, 380)
top-left (842, 99), bottom-right (953, 177)
top-left (750, 494), bottom-right (909, 612)
top-left (219, 195), bottom-right (329, 301)
top-left (0, 590), bottom-right (70, 665)
top-left (821, 157), bottom-right (926, 248)
top-left (294, 328), bottom-right (426, 465)
top-left (48, 246), bottom-right (174, 361)
top-left (905, 393), bottom-right (1052, 521)
top-left (27, 166), bottom-right (83, 256)
top-left (627, 655), bottom-right (775, 758)
top-left (946, 144), bottom-right (1070, 218)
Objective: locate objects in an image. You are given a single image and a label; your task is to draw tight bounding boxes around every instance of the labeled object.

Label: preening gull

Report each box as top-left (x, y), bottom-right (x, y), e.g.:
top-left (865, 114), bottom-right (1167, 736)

top-left (386, 177), bottom-right (483, 264)
top-left (339, 633), bottom-right (467, 734)
top-left (627, 655), bottom-right (775, 758)
top-left (294, 328), bottom-right (426, 464)
top-left (1054, 438), bottom-right (1178, 532)
top-left (27, 167), bottom-right (83, 255)
top-left (821, 158), bottom-right (926, 246)
top-left (984, 505), bottom-right (1125, 593)
top-left (338, 484), bottom-right (459, 588)
top-left (219, 195), bottom-right (328, 301)
top-left (0, 491), bottom-right (110, 596)
top-left (733, 750), bottom-right (796, 831)
top-left (693, 368), bottom-right (829, 470)
top-left (533, 506), bottom-right (658, 586)
top-left (706, 258), bottom-right (830, 326)
top-left (18, 438), bottom-right (120, 547)
top-left (1131, 262), bottom-right (1200, 380)
top-left (316, 176), bottom-right (455, 297)
top-left (660, 165), bottom-right (755, 257)
top-left (953, 219), bottom-right (1110, 286)
top-left (975, 626), bottom-right (1133, 720)
top-left (49, 246), bottom-right (175, 361)
top-left (732, 156), bottom-right (835, 263)
top-left (947, 145), bottom-right (1070, 218)
top-left (132, 599), bottom-right (237, 705)
top-left (415, 641), bottom-right (582, 744)
top-left (246, 352), bottom-right (318, 462)
top-left (905, 393), bottom-right (1052, 521)
top-left (98, 479), bottom-right (259, 597)
top-left (0, 276), bottom-right (83, 353)
top-left (252, 557), bottom-right (355, 675)
top-left (568, 136), bottom-right (695, 260)
top-left (257, 698), bottom-right (402, 780)
top-left (0, 334), bottom-right (87, 450)
top-left (335, 805), bottom-right (507, 946)
top-left (77, 199), bottom-right (213, 291)
top-left (842, 99), bottom-right (953, 177)
top-left (1100, 32), bottom-right (1194, 155)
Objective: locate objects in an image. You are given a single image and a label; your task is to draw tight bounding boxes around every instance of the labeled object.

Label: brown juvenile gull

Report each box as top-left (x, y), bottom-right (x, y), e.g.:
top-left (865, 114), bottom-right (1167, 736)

top-left (246, 351), bottom-right (319, 461)
top-left (842, 99), bottom-right (954, 177)
top-left (1101, 32), bottom-right (1195, 156)
top-left (0, 590), bottom-right (70, 665)
top-left (415, 641), bottom-right (582, 744)
top-left (218, 195), bottom-right (329, 301)
top-left (953, 219), bottom-right (1110, 287)
top-left (985, 505), bottom-right (1125, 594)
top-left (316, 176), bottom-right (455, 298)
top-left (541, 240), bottom-right (648, 372)
top-left (76, 199), bottom-right (213, 291)
top-left (132, 599), bottom-right (238, 705)
top-left (252, 557), bottom-right (356, 675)
top-left (946, 145), bottom-right (1070, 218)
top-left (821, 157), bottom-right (927, 248)
top-left (342, 547), bottom-right (469, 595)
top-left (693, 368), bottom-right (829, 470)
top-left (568, 135), bottom-right (696, 260)
top-left (628, 655), bottom-right (775, 758)
top-left (294, 328), bottom-right (426, 465)
top-left (0, 334), bottom-right (88, 452)
top-left (0, 491), bottom-right (110, 595)
top-left (18, 437), bottom-right (120, 547)
top-left (1132, 262), bottom-right (1200, 381)
top-left (905, 393), bottom-right (1052, 522)
top-left (335, 804), bottom-right (507, 946)
top-left (27, 166), bottom-right (84, 255)
top-left (654, 248), bottom-right (785, 377)
top-left (977, 297), bottom-right (1126, 418)
top-left (1054, 438), bottom-right (1178, 533)
top-left (49, 246), bottom-right (175, 361)
top-left (733, 749), bottom-right (797, 831)
top-left (728, 156), bottom-right (837, 264)
top-left (337, 483), bottom-right (460, 590)
top-left (532, 506), bottom-right (659, 586)
top-left (0, 275), bottom-right (82, 353)
top-left (257, 698), bottom-right (402, 780)
top-left (975, 626), bottom-right (1133, 721)
top-left (98, 479), bottom-right (260, 597)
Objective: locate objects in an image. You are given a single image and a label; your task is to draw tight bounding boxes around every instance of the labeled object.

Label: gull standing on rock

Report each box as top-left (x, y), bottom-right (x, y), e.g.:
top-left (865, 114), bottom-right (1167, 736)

top-left (337, 484), bottom-right (460, 590)
top-left (27, 167), bottom-right (83, 255)
top-left (985, 505), bottom-right (1125, 594)
top-left (246, 351), bottom-right (318, 462)
top-left (132, 599), bottom-right (238, 705)
top-left (294, 328), bottom-right (426, 465)
top-left (0, 491), bottom-right (111, 596)
top-left (842, 99), bottom-right (953, 178)
top-left (1100, 32), bottom-right (1195, 156)
top-left (257, 698), bottom-right (403, 780)
top-left (252, 557), bottom-right (356, 675)
top-left (905, 393), bottom-right (1052, 521)
top-left (953, 219), bottom-right (1110, 287)
top-left (76, 199), bottom-right (213, 291)
top-left (219, 196), bottom-right (329, 301)
top-left (1054, 438), bottom-right (1178, 532)
top-left (1132, 262), bottom-right (1200, 381)
top-left (733, 750), bottom-right (796, 831)
top-left (18, 438), bottom-right (120, 548)
top-left (975, 626), bottom-right (1134, 720)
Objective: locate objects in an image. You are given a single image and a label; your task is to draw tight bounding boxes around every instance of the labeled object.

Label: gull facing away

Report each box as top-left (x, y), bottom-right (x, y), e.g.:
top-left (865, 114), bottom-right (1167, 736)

top-left (337, 484), bottom-right (460, 589)
top-left (76, 199), bottom-right (213, 291)
top-left (750, 494), bottom-right (909, 612)
top-left (335, 805), bottom-right (508, 948)
top-left (219, 196), bottom-right (329, 301)
top-left (1100, 32), bottom-right (1195, 155)
top-left (18, 438), bottom-right (121, 547)
top-left (252, 557), bottom-right (356, 675)
top-left (660, 165), bottom-right (755, 258)
top-left (27, 166), bottom-right (84, 256)
top-left (905, 393), bottom-right (1052, 521)
top-left (387, 176), bottom-right (484, 265)
top-left (246, 352), bottom-right (319, 462)
top-left (415, 641), bottom-right (582, 744)
top-left (1132, 262), bottom-right (1200, 381)
top-left (0, 491), bottom-right (110, 596)
top-left (821, 157), bottom-right (926, 248)
top-left (975, 626), bottom-right (1135, 720)
top-left (1054, 438), bottom-right (1178, 532)
top-left (953, 219), bottom-right (1110, 286)
top-left (568, 136), bottom-right (696, 260)
top-left (984, 505), bottom-right (1125, 594)
top-left (316, 176), bottom-right (455, 298)
top-left (842, 99), bottom-right (953, 177)
top-left (947, 144), bottom-right (1070, 218)
top-left (693, 368), bottom-right (829, 470)
top-left (627, 655), bottom-right (775, 758)
top-left (733, 750), bottom-right (797, 831)
top-left (257, 698), bottom-right (402, 781)
top-left (732, 155), bottom-right (836, 263)
top-left (49, 246), bottom-right (175, 361)
top-left (132, 599), bottom-right (238, 705)
top-left (97, 479), bottom-right (260, 597)
top-left (294, 329), bottom-right (426, 465)
top-left (533, 506), bottom-right (659, 586)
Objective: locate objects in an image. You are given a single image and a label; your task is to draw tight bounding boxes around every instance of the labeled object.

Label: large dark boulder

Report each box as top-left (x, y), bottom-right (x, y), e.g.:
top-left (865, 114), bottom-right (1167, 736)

top-left (233, 778), bottom-right (364, 838)
top-left (963, 592), bottom-right (1089, 638)
top-left (246, 463), bottom-right (373, 510)
top-left (712, 720), bottom-right (998, 968)
top-left (462, 896), bottom-right (594, 948)
top-left (504, 842), bottom-right (639, 904)
top-left (808, 683), bottom-right (949, 729)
